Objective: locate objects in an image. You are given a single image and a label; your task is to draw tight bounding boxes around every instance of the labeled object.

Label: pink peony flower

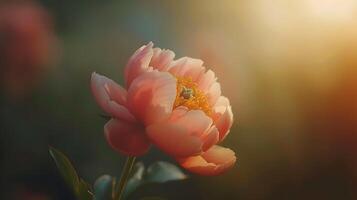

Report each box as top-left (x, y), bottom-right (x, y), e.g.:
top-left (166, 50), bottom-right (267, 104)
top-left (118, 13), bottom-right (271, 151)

top-left (91, 42), bottom-right (236, 176)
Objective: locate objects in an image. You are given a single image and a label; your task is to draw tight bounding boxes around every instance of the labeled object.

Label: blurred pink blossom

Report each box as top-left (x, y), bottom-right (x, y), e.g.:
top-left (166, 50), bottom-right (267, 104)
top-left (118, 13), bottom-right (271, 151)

top-left (0, 2), bottom-right (57, 98)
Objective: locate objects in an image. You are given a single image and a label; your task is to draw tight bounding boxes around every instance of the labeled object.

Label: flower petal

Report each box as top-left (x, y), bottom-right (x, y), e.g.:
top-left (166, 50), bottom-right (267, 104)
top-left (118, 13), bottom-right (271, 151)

top-left (197, 69), bottom-right (216, 93)
top-left (127, 71), bottom-right (177, 126)
top-left (91, 72), bottom-right (136, 122)
top-left (213, 96), bottom-right (233, 141)
top-left (124, 42), bottom-right (154, 87)
top-left (169, 109), bottom-right (213, 138)
top-left (182, 60), bottom-right (205, 81)
top-left (150, 48), bottom-right (175, 71)
top-left (169, 57), bottom-right (204, 81)
top-left (212, 96), bottom-right (229, 120)
top-left (168, 106), bottom-right (189, 121)
top-left (178, 145), bottom-right (236, 176)
top-left (146, 123), bottom-right (203, 157)
top-left (201, 126), bottom-right (219, 152)
top-left (184, 65), bottom-right (205, 81)
top-left (104, 119), bottom-right (150, 156)
top-left (207, 82), bottom-right (221, 106)
top-left (146, 109), bottom-right (213, 157)
top-left (168, 57), bottom-right (189, 76)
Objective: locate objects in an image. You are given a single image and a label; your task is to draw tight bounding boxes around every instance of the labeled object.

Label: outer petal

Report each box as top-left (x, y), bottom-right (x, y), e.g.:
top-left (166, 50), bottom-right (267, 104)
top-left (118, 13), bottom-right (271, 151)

top-left (170, 109), bottom-right (213, 138)
top-left (178, 145), bottom-right (236, 176)
top-left (124, 42), bottom-right (154, 87)
top-left (217, 105), bottom-right (233, 141)
top-left (150, 48), bottom-right (175, 71)
top-left (91, 72), bottom-right (136, 122)
top-left (201, 126), bottom-right (219, 152)
top-left (104, 119), bottom-right (150, 156)
top-left (212, 96), bottom-right (234, 141)
top-left (146, 108), bottom-right (213, 157)
top-left (127, 71), bottom-right (177, 126)
top-left (207, 82), bottom-right (221, 106)
top-left (212, 96), bottom-right (229, 120)
top-left (146, 123), bottom-right (203, 157)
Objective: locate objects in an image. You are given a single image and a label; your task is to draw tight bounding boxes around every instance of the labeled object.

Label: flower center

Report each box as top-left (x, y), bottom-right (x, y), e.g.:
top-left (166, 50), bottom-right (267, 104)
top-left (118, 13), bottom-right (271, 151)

top-left (174, 76), bottom-right (212, 116)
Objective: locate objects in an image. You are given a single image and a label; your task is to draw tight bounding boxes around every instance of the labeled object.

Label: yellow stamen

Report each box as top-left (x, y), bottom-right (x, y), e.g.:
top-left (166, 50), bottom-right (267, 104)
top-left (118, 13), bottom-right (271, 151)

top-left (174, 76), bottom-right (212, 116)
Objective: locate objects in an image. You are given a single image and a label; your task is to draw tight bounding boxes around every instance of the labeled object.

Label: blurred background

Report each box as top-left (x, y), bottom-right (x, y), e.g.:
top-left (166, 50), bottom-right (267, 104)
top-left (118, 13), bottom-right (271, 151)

top-left (1, 0), bottom-right (357, 199)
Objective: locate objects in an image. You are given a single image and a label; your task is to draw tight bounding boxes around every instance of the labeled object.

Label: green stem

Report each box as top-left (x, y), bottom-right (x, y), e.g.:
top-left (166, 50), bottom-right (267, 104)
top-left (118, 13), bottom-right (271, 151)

top-left (114, 156), bottom-right (136, 200)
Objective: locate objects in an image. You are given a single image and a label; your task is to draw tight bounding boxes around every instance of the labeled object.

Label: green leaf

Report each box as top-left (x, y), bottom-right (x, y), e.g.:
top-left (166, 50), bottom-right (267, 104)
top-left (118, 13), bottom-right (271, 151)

top-left (145, 161), bottom-right (187, 183)
top-left (125, 162), bottom-right (145, 197)
top-left (124, 161), bottom-right (187, 198)
top-left (94, 175), bottom-right (113, 200)
top-left (49, 146), bottom-right (93, 200)
top-left (49, 146), bottom-right (79, 189)
top-left (78, 178), bottom-right (93, 200)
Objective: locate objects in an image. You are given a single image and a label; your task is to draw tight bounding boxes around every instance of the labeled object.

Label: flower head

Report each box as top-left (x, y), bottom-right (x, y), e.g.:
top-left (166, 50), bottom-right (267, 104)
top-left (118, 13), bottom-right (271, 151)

top-left (91, 42), bottom-right (236, 175)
